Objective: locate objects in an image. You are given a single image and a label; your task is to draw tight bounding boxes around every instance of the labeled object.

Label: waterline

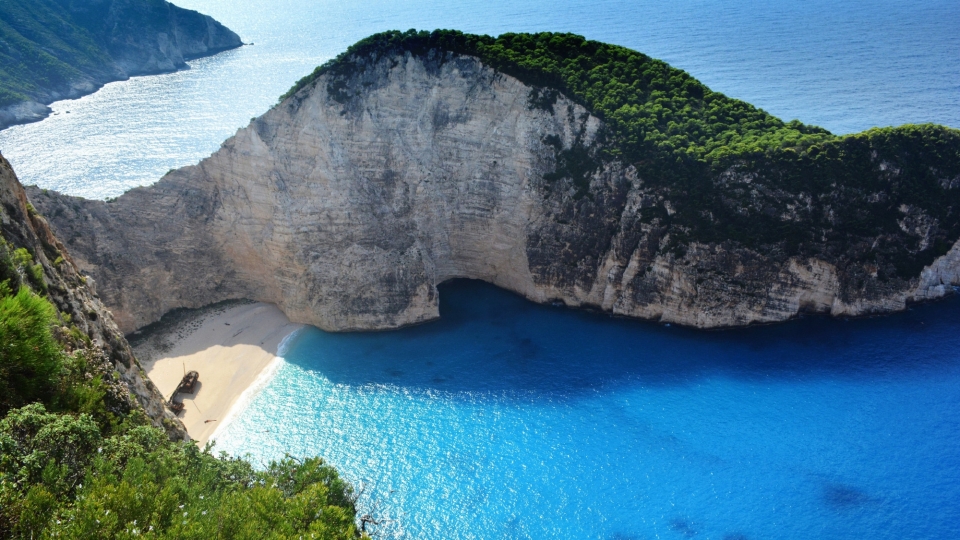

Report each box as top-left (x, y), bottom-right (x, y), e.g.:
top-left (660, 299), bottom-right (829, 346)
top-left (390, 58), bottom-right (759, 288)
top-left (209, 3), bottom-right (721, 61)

top-left (208, 326), bottom-right (304, 444)
top-left (212, 281), bottom-right (960, 539)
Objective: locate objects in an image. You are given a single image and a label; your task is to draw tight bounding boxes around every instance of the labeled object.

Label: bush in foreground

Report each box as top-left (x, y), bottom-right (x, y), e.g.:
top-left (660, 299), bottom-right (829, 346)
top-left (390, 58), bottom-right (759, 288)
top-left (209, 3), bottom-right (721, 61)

top-left (0, 245), bottom-right (363, 539)
top-left (0, 404), bottom-right (361, 539)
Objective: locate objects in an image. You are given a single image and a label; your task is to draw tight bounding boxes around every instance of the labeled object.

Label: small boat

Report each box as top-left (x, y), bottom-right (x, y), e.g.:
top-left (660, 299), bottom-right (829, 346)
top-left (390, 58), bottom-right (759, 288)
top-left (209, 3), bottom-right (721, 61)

top-left (166, 369), bottom-right (199, 413)
top-left (179, 370), bottom-right (199, 394)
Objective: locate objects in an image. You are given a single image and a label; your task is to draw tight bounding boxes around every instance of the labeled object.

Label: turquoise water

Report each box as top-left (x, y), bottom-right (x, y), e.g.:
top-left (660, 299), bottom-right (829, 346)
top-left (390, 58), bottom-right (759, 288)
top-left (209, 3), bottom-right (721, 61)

top-left (2, 0), bottom-right (959, 536)
top-left (214, 281), bottom-right (960, 539)
top-left (0, 0), bottom-right (958, 198)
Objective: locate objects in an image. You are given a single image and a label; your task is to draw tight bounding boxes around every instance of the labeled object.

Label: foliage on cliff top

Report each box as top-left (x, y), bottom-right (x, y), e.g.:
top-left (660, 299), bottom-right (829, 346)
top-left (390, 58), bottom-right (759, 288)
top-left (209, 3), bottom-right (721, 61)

top-left (283, 29), bottom-right (835, 162)
top-left (285, 30), bottom-right (960, 278)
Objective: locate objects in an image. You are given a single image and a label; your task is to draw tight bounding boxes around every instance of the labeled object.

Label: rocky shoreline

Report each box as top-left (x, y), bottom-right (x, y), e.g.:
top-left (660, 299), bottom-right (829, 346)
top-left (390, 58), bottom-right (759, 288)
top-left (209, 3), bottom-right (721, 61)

top-left (0, 0), bottom-right (243, 130)
top-left (0, 153), bottom-right (186, 437)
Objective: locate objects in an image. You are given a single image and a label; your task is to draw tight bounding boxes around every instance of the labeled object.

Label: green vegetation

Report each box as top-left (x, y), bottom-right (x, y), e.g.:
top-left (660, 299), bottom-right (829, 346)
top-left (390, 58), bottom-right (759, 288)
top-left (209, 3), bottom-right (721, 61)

top-left (1, 0), bottom-right (241, 115)
top-left (286, 30), bottom-right (835, 162)
top-left (285, 30), bottom-right (960, 278)
top-left (0, 0), bottom-right (115, 108)
top-left (0, 238), bottom-right (363, 538)
top-left (0, 287), bottom-right (61, 413)
top-left (0, 405), bottom-right (360, 539)
top-left (0, 238), bottom-right (46, 295)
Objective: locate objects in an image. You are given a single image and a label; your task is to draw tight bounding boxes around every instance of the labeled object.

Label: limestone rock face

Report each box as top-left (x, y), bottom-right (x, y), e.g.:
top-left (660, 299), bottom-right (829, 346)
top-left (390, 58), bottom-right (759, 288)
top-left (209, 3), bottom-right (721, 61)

top-left (29, 52), bottom-right (960, 333)
top-left (0, 155), bottom-right (186, 439)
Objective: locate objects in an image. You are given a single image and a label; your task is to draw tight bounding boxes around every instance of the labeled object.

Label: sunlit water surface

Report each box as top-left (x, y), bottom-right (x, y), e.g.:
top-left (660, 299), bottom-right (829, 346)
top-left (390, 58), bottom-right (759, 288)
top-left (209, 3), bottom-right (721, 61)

top-left (214, 281), bottom-right (960, 540)
top-left (0, 0), bottom-right (957, 198)
top-left (1, 1), bottom-right (958, 537)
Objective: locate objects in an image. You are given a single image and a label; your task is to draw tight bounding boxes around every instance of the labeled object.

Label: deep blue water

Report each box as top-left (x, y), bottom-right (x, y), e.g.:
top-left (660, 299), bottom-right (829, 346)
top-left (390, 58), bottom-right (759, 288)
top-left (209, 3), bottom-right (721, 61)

top-left (214, 280), bottom-right (960, 539)
top-left (2, 0), bottom-right (958, 536)
top-left (0, 0), bottom-right (957, 198)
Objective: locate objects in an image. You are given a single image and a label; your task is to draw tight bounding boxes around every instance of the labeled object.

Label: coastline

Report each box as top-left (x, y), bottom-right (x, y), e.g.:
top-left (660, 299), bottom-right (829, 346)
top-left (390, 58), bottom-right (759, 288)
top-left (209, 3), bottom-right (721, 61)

top-left (0, 44), bottom-right (244, 132)
top-left (206, 327), bottom-right (303, 443)
top-left (132, 301), bottom-right (302, 445)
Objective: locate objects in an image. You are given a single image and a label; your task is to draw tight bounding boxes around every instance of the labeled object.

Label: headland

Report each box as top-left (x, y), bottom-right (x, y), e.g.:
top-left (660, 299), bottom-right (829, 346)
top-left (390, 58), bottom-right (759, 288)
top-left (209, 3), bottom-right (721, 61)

top-left (0, 0), bottom-right (243, 130)
top-left (29, 31), bottom-right (960, 334)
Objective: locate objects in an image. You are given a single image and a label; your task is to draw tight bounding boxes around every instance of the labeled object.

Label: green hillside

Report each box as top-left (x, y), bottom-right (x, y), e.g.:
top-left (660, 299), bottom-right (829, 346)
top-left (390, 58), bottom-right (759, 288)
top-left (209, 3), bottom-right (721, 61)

top-left (0, 0), bottom-right (115, 107)
top-left (0, 0), bottom-right (241, 114)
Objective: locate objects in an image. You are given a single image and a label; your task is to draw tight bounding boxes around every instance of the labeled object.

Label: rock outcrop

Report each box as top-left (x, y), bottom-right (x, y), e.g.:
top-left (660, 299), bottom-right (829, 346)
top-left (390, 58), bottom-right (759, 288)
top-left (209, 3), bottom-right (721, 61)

top-left (0, 0), bottom-right (242, 130)
top-left (27, 44), bottom-right (960, 333)
top-left (0, 154), bottom-right (186, 439)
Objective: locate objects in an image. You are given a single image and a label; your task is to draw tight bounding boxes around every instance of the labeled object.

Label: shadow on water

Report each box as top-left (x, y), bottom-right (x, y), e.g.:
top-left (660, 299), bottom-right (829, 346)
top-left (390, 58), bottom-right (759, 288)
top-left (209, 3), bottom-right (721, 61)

top-left (282, 279), bottom-right (960, 396)
top-left (822, 482), bottom-right (873, 510)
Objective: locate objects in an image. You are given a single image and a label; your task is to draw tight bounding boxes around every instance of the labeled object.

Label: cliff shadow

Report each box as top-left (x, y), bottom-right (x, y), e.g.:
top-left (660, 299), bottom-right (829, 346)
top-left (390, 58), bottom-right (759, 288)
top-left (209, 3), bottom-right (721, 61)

top-left (278, 279), bottom-right (960, 398)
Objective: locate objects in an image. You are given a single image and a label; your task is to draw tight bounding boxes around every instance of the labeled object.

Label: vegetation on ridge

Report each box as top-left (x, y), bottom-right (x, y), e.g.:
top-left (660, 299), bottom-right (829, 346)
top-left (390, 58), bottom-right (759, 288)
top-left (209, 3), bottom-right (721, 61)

top-left (285, 30), bottom-right (960, 282)
top-left (284, 29), bottom-right (836, 162)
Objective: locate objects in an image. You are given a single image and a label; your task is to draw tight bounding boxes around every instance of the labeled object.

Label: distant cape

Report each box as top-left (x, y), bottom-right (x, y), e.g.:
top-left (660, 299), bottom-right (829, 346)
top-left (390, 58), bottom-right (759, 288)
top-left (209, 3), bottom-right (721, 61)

top-left (0, 0), bottom-right (242, 130)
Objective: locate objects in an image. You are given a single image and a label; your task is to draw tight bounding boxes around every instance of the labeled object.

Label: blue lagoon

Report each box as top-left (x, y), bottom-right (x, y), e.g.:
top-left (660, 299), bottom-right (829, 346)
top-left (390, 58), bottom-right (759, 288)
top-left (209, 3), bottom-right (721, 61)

top-left (214, 281), bottom-right (960, 539)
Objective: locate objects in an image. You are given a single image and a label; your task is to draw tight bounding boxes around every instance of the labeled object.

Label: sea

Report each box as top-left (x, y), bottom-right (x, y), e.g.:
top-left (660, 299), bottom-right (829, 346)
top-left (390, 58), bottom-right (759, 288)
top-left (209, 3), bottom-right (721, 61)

top-left (2, 0), bottom-right (959, 538)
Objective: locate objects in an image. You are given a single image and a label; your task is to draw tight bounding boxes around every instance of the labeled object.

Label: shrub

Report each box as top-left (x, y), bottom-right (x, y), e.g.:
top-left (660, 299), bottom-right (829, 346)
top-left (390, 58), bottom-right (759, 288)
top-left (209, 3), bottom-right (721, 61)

top-left (0, 405), bottom-right (362, 539)
top-left (0, 288), bottom-right (62, 415)
top-left (11, 248), bottom-right (46, 292)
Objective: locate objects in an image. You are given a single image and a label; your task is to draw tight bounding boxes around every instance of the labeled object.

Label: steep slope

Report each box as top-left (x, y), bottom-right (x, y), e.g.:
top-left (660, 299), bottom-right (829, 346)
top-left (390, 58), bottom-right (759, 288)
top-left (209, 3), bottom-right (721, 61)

top-left (0, 0), bottom-right (242, 129)
top-left (28, 31), bottom-right (960, 332)
top-left (0, 157), bottom-right (363, 540)
top-left (0, 153), bottom-right (185, 438)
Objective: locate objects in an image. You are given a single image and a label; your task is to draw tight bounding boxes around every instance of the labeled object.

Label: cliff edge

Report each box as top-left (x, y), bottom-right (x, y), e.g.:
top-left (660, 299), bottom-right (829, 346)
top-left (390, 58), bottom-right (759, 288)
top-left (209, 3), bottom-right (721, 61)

top-left (28, 31), bottom-right (960, 332)
top-left (0, 154), bottom-right (185, 438)
top-left (0, 0), bottom-right (242, 129)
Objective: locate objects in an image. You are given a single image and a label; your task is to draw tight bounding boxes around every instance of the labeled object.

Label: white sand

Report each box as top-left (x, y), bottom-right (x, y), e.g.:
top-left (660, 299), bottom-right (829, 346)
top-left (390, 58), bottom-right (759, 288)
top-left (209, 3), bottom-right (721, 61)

top-left (134, 302), bottom-right (302, 445)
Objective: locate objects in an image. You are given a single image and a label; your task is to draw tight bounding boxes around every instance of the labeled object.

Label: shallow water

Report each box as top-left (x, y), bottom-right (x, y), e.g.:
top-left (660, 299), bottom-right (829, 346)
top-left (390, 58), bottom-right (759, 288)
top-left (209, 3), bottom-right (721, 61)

top-left (3, 1), bottom-right (959, 536)
top-left (214, 280), bottom-right (960, 539)
top-left (0, 0), bottom-right (958, 198)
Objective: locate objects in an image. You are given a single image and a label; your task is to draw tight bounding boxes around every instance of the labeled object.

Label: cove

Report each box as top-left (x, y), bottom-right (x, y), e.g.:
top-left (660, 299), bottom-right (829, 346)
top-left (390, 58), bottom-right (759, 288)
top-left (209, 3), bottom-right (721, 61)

top-left (212, 280), bottom-right (960, 539)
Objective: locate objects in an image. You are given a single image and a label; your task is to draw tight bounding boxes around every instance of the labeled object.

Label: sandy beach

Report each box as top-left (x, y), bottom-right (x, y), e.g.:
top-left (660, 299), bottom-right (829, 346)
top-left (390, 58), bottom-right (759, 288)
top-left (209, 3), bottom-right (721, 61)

top-left (132, 301), bottom-right (302, 445)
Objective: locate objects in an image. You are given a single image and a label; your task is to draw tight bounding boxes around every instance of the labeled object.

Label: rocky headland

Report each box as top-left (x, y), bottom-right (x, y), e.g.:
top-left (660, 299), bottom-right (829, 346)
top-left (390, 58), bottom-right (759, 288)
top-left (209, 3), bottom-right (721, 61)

top-left (0, 0), bottom-right (242, 129)
top-left (27, 31), bottom-right (960, 333)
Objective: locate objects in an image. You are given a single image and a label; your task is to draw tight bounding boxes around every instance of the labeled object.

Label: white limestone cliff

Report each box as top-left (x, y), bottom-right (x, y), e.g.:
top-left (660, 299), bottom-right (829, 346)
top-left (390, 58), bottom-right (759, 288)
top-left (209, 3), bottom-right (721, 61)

top-left (28, 52), bottom-right (960, 333)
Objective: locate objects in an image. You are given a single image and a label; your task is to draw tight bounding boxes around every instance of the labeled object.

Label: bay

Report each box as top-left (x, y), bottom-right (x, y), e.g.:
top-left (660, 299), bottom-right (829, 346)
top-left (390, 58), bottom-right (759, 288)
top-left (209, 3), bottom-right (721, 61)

top-left (1, 1), bottom-right (958, 537)
top-left (214, 280), bottom-right (960, 539)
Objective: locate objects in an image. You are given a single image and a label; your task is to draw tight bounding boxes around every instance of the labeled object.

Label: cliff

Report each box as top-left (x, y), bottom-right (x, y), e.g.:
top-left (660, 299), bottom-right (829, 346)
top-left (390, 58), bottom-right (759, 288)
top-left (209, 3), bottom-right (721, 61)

top-left (27, 31), bottom-right (960, 333)
top-left (0, 153), bottom-right (185, 438)
top-left (0, 0), bottom-right (242, 129)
